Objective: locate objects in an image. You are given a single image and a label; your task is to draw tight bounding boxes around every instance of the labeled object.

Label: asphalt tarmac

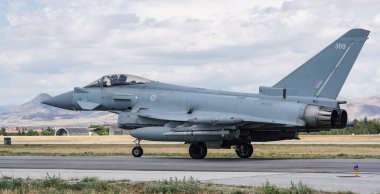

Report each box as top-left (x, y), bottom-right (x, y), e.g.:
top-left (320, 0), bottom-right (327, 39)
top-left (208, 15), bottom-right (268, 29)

top-left (0, 156), bottom-right (379, 172)
top-left (6, 141), bottom-right (380, 144)
top-left (0, 156), bottom-right (379, 193)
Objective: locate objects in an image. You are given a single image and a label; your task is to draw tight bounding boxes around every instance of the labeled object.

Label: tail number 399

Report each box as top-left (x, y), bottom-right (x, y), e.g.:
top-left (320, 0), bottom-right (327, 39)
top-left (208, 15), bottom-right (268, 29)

top-left (335, 43), bottom-right (346, 50)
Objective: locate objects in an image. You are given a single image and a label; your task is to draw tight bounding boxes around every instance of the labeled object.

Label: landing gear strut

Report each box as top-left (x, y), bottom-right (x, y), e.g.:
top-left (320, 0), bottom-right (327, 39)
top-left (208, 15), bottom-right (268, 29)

top-left (235, 143), bottom-right (253, 158)
top-left (189, 142), bottom-right (208, 159)
top-left (132, 139), bottom-right (143, 157)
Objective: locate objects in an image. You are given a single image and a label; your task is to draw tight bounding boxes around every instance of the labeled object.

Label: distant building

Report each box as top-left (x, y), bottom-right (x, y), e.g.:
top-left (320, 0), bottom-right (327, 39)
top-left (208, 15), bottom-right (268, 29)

top-left (3, 129), bottom-right (43, 135)
top-left (5, 129), bottom-right (26, 135)
top-left (55, 128), bottom-right (92, 136)
top-left (109, 127), bottom-right (127, 135)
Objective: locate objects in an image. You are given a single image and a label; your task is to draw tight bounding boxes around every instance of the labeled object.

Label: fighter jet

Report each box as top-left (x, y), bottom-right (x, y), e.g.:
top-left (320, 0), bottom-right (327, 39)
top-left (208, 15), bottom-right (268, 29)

top-left (42, 28), bottom-right (369, 159)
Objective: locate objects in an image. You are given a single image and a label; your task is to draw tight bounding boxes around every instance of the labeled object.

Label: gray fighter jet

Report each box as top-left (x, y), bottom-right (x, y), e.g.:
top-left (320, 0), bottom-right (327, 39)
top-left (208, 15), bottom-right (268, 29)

top-left (42, 29), bottom-right (369, 159)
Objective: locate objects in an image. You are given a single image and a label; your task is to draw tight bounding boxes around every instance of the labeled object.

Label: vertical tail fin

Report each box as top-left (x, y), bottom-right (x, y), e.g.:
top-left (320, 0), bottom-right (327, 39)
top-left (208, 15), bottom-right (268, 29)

top-left (273, 28), bottom-right (370, 99)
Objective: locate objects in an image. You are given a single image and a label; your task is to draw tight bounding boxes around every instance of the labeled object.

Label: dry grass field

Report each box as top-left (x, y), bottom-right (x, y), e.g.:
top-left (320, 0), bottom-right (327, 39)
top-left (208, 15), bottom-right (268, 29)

top-left (0, 136), bottom-right (135, 142)
top-left (1, 135), bottom-right (380, 143)
top-left (286, 135), bottom-right (380, 142)
top-left (0, 144), bottom-right (379, 158)
top-left (0, 135), bottom-right (379, 158)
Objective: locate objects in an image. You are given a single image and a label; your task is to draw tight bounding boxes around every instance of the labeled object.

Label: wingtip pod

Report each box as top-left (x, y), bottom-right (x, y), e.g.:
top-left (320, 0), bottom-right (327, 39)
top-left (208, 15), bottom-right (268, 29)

top-left (343, 28), bottom-right (370, 38)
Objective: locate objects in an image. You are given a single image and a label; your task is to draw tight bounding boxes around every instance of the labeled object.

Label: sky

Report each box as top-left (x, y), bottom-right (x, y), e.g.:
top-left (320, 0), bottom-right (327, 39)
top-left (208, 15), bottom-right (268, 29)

top-left (0, 0), bottom-right (380, 105)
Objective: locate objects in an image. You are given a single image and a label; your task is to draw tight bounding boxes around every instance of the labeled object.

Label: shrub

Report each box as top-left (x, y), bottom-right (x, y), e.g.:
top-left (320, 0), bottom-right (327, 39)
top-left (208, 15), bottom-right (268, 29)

top-left (143, 177), bottom-right (201, 194)
top-left (30, 174), bottom-right (68, 189)
top-left (0, 176), bottom-right (22, 190)
top-left (287, 181), bottom-right (313, 194)
top-left (257, 181), bottom-right (281, 194)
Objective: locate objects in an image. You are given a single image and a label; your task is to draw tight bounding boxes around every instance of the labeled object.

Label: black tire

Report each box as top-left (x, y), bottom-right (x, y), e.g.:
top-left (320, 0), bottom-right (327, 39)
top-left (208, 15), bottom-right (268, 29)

top-left (235, 143), bottom-right (253, 158)
top-left (189, 143), bottom-right (207, 159)
top-left (132, 146), bottom-right (143, 157)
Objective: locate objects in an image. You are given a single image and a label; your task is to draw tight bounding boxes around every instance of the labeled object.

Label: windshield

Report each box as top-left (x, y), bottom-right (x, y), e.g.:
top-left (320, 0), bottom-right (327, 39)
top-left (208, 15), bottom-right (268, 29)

top-left (85, 74), bottom-right (151, 88)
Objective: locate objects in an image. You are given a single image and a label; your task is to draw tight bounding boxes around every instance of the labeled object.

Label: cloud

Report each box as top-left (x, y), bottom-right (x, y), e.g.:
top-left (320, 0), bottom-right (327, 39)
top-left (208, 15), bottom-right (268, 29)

top-left (0, 0), bottom-right (379, 105)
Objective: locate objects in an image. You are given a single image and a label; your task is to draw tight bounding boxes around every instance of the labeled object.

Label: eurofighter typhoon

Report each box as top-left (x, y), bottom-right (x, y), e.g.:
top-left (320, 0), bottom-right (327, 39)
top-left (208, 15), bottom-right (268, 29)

top-left (42, 29), bottom-right (369, 159)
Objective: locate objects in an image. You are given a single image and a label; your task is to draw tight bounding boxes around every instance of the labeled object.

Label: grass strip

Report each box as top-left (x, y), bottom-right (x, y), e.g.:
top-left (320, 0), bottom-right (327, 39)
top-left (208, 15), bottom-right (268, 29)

top-left (0, 144), bottom-right (380, 159)
top-left (0, 175), bottom-right (355, 194)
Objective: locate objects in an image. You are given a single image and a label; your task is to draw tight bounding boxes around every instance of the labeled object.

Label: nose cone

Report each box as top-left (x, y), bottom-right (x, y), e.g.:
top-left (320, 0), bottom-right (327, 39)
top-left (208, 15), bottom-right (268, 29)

top-left (41, 91), bottom-right (74, 110)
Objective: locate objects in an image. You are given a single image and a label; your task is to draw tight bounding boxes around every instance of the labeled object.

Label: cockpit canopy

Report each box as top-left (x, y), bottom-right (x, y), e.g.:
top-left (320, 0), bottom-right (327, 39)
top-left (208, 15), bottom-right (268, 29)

top-left (85, 74), bottom-right (151, 88)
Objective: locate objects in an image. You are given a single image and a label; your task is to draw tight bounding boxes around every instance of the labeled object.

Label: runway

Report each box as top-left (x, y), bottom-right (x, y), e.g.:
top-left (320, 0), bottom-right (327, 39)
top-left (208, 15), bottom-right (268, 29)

top-left (6, 141), bottom-right (380, 145)
top-left (0, 156), bottom-right (380, 172)
top-left (0, 156), bottom-right (379, 193)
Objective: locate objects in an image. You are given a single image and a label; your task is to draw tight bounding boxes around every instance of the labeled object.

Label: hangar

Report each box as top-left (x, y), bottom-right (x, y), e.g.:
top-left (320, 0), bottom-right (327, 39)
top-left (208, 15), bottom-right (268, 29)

top-left (55, 128), bottom-right (91, 136)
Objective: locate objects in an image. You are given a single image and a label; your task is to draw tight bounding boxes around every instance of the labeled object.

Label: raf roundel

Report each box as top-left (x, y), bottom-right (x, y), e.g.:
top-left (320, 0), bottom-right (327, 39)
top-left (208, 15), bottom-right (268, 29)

top-left (150, 94), bottom-right (157, 102)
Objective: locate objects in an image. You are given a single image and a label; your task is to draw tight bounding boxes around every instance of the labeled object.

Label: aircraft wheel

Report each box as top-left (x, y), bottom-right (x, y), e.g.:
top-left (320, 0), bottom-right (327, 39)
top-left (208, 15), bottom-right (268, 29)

top-left (132, 146), bottom-right (143, 157)
top-left (235, 143), bottom-right (253, 158)
top-left (189, 143), bottom-right (207, 159)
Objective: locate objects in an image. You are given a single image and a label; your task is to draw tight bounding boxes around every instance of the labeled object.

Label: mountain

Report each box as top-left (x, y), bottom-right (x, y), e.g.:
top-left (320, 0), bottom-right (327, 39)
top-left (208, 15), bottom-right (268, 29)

top-left (0, 93), bottom-right (116, 128)
top-left (0, 105), bottom-right (16, 113)
top-left (345, 95), bottom-right (380, 120)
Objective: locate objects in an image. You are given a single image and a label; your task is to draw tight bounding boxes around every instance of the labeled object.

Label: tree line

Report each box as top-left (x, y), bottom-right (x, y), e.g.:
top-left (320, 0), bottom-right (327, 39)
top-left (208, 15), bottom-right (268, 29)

top-left (0, 127), bottom-right (55, 136)
top-left (0, 125), bottom-right (110, 136)
top-left (305, 118), bottom-right (380, 135)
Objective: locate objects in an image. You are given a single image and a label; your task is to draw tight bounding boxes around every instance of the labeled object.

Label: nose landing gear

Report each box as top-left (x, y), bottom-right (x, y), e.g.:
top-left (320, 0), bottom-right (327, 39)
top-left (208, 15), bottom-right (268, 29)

top-left (132, 139), bottom-right (143, 157)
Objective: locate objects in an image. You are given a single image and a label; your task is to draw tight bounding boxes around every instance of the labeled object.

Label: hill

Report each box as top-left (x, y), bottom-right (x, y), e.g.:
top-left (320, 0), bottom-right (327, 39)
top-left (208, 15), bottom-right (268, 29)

top-left (346, 95), bottom-right (380, 120)
top-left (0, 93), bottom-right (116, 128)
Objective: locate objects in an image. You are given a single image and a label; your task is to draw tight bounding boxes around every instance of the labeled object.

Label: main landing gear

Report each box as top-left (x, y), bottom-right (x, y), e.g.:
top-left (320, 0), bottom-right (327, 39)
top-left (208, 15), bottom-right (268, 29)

top-left (132, 139), bottom-right (143, 157)
top-left (235, 143), bottom-right (254, 158)
top-left (131, 139), bottom-right (253, 159)
top-left (189, 142), bottom-right (207, 159)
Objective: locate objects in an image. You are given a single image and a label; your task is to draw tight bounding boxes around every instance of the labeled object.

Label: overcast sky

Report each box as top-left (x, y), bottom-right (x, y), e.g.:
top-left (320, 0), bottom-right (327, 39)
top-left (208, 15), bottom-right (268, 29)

top-left (0, 0), bottom-right (379, 105)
